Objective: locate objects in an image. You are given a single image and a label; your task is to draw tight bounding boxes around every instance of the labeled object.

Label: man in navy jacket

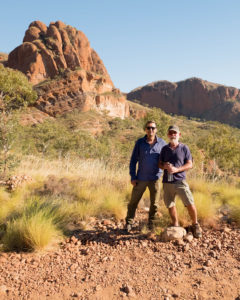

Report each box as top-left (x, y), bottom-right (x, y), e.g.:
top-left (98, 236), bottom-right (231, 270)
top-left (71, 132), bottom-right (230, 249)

top-left (125, 120), bottom-right (166, 232)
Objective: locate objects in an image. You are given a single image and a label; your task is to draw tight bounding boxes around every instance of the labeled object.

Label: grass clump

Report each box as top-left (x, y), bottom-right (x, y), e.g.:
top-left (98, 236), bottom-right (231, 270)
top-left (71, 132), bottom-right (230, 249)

top-left (3, 211), bottom-right (61, 251)
top-left (228, 198), bottom-right (240, 225)
top-left (1, 196), bottom-right (70, 252)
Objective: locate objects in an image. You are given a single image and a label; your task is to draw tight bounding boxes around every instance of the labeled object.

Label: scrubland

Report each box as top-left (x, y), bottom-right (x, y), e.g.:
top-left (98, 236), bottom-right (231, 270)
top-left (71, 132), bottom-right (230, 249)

top-left (0, 105), bottom-right (240, 251)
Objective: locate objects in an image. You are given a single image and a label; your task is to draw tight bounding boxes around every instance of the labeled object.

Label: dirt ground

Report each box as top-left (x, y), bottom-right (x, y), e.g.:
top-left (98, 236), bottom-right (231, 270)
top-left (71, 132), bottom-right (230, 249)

top-left (0, 210), bottom-right (239, 300)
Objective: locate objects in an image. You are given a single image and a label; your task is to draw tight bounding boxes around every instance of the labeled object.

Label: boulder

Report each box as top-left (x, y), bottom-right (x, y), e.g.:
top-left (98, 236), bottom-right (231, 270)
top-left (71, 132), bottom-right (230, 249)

top-left (161, 226), bottom-right (187, 242)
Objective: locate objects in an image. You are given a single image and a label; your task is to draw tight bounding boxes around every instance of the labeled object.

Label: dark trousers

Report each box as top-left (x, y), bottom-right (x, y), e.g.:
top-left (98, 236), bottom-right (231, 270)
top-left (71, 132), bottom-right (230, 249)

top-left (126, 180), bottom-right (161, 225)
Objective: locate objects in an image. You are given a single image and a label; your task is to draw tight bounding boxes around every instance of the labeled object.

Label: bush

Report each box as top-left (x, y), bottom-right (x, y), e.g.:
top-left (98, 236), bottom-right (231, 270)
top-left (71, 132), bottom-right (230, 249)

top-left (0, 65), bottom-right (37, 111)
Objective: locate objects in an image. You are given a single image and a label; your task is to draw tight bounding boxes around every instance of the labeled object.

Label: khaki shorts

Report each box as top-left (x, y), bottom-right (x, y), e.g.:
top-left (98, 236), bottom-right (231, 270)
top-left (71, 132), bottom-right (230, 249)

top-left (163, 180), bottom-right (194, 208)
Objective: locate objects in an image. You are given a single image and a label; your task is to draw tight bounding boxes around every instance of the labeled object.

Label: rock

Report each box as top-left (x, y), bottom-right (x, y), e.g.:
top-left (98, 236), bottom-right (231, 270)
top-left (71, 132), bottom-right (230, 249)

top-left (7, 20), bottom-right (130, 119)
top-left (175, 239), bottom-right (185, 246)
top-left (70, 292), bottom-right (79, 297)
top-left (147, 232), bottom-right (157, 241)
top-left (0, 285), bottom-right (8, 294)
top-left (184, 233), bottom-right (194, 243)
top-left (161, 227), bottom-right (187, 242)
top-left (209, 250), bottom-right (217, 258)
top-left (127, 77), bottom-right (240, 128)
top-left (204, 260), bottom-right (212, 267)
top-left (102, 219), bottom-right (112, 226)
top-left (121, 284), bottom-right (134, 295)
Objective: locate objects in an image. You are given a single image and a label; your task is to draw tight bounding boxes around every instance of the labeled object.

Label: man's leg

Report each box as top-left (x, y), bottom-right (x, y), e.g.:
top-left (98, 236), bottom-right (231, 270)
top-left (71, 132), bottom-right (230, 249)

top-left (176, 181), bottom-right (202, 238)
top-left (168, 206), bottom-right (179, 227)
top-left (163, 183), bottom-right (177, 226)
top-left (175, 181), bottom-right (198, 224)
top-left (148, 180), bottom-right (161, 228)
top-left (186, 204), bottom-right (198, 224)
top-left (126, 181), bottom-right (147, 225)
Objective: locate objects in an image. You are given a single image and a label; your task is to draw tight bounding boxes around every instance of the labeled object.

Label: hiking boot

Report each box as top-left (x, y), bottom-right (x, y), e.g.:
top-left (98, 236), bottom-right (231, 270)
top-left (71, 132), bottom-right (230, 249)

top-left (192, 223), bottom-right (202, 238)
top-left (148, 222), bottom-right (154, 231)
top-left (124, 223), bottom-right (132, 234)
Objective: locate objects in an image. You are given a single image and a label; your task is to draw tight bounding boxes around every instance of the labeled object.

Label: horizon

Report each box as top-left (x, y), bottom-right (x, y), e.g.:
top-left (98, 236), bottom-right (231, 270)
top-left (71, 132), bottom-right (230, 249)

top-left (1, 0), bottom-right (240, 92)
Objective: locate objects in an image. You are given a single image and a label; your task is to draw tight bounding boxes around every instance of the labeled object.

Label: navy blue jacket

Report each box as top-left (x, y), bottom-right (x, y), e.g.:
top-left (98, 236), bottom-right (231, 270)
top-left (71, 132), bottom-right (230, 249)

top-left (129, 135), bottom-right (166, 181)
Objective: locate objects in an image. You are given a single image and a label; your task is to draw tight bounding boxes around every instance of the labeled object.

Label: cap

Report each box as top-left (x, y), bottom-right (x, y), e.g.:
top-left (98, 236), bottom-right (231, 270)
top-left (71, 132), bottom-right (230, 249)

top-left (167, 125), bottom-right (180, 133)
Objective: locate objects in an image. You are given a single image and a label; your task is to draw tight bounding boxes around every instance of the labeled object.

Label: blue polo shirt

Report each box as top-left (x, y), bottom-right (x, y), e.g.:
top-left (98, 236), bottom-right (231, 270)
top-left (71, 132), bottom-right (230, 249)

top-left (159, 143), bottom-right (192, 183)
top-left (129, 135), bottom-right (166, 181)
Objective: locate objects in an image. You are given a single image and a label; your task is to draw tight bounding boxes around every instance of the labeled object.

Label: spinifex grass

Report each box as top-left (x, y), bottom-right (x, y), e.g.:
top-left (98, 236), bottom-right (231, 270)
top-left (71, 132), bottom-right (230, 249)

top-left (2, 197), bottom-right (67, 251)
top-left (1, 155), bottom-right (240, 252)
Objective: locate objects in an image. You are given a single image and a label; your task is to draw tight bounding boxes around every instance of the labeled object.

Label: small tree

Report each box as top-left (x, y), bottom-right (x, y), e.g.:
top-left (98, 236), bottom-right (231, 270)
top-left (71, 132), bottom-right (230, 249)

top-left (0, 92), bottom-right (17, 177)
top-left (0, 65), bottom-right (37, 110)
top-left (0, 66), bottom-right (37, 178)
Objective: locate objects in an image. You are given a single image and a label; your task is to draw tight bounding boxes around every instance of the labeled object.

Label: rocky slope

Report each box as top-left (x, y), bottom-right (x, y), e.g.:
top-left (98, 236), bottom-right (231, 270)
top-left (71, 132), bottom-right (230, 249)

top-left (0, 211), bottom-right (239, 300)
top-left (7, 21), bottom-right (129, 118)
top-left (127, 78), bottom-right (240, 127)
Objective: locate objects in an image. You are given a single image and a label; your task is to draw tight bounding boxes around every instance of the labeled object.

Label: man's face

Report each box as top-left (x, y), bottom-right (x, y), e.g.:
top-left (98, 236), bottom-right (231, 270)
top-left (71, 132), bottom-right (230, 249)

top-left (145, 122), bottom-right (157, 137)
top-left (167, 130), bottom-right (180, 143)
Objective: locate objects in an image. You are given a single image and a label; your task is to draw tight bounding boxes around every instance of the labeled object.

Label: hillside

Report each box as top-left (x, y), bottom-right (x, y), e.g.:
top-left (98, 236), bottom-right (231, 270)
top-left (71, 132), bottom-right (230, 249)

top-left (127, 77), bottom-right (240, 127)
top-left (1, 103), bottom-right (240, 299)
top-left (0, 52), bottom-right (8, 66)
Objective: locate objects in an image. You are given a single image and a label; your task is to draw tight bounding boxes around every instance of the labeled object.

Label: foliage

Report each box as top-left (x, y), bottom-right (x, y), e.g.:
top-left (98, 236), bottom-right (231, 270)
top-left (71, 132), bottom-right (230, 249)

top-left (0, 94), bottom-right (21, 177)
top-left (196, 125), bottom-right (240, 174)
top-left (0, 65), bottom-right (37, 111)
top-left (143, 108), bottom-right (171, 138)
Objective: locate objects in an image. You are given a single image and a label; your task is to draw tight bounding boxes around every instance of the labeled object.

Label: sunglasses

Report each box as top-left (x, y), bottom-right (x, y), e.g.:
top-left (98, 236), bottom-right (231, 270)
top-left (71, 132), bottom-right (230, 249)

top-left (168, 130), bottom-right (178, 135)
top-left (146, 126), bottom-right (156, 130)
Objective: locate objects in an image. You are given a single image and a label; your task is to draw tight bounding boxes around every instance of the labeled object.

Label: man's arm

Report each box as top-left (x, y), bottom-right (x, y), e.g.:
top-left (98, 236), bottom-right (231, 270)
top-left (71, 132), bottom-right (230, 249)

top-left (129, 141), bottom-right (139, 184)
top-left (167, 160), bottom-right (193, 174)
top-left (158, 161), bottom-right (166, 169)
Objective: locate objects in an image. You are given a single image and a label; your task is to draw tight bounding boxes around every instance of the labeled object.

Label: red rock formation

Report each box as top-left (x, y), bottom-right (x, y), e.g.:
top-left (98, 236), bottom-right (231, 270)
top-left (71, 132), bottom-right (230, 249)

top-left (7, 21), bottom-right (129, 118)
top-left (35, 69), bottom-right (128, 118)
top-left (7, 21), bottom-right (111, 85)
top-left (127, 78), bottom-right (240, 127)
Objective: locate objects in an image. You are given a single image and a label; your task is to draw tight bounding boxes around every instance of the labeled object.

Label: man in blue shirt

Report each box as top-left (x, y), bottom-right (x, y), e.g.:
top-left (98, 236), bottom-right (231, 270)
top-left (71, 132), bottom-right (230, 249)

top-left (159, 125), bottom-right (202, 238)
top-left (125, 120), bottom-right (166, 232)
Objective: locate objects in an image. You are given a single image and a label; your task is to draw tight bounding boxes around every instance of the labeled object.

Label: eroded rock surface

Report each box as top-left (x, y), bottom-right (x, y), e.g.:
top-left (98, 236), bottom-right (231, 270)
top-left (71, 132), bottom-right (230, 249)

top-left (7, 20), bottom-right (111, 85)
top-left (127, 78), bottom-right (240, 127)
top-left (7, 21), bottom-right (129, 118)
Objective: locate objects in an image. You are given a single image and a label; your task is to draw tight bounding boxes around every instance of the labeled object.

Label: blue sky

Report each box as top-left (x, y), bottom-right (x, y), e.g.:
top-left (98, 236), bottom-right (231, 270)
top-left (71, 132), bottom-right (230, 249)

top-left (1, 0), bottom-right (240, 92)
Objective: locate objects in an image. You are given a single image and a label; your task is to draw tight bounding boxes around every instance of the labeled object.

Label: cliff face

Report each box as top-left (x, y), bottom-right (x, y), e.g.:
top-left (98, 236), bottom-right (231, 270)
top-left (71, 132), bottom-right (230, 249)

top-left (127, 78), bottom-right (240, 127)
top-left (35, 69), bottom-right (128, 118)
top-left (7, 21), bottom-right (129, 118)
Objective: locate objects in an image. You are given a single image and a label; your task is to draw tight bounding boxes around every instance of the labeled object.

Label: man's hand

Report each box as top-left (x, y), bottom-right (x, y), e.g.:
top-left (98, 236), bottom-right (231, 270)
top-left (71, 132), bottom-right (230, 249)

top-left (164, 160), bottom-right (193, 173)
top-left (131, 180), bottom-right (138, 186)
top-left (163, 162), bottom-right (178, 174)
top-left (167, 164), bottom-right (179, 174)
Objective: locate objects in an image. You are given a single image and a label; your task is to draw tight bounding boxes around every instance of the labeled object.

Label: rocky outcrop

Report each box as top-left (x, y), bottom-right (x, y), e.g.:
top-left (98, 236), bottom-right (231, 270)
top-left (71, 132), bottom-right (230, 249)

top-left (7, 21), bottom-right (111, 85)
top-left (35, 68), bottom-right (128, 118)
top-left (127, 100), bottom-right (149, 119)
top-left (127, 78), bottom-right (240, 127)
top-left (7, 21), bottom-right (129, 118)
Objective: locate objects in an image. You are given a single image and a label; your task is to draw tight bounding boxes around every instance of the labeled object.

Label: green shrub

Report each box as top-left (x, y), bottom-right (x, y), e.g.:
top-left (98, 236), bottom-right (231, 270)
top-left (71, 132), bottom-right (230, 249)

top-left (0, 65), bottom-right (37, 111)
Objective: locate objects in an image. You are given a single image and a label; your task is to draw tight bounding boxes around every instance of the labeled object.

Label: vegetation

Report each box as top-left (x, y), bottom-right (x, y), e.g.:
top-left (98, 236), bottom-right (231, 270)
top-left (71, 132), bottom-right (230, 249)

top-left (0, 65), bottom-right (37, 111)
top-left (0, 158), bottom-right (130, 251)
top-left (0, 86), bottom-right (240, 251)
top-left (0, 65), bottom-right (37, 177)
